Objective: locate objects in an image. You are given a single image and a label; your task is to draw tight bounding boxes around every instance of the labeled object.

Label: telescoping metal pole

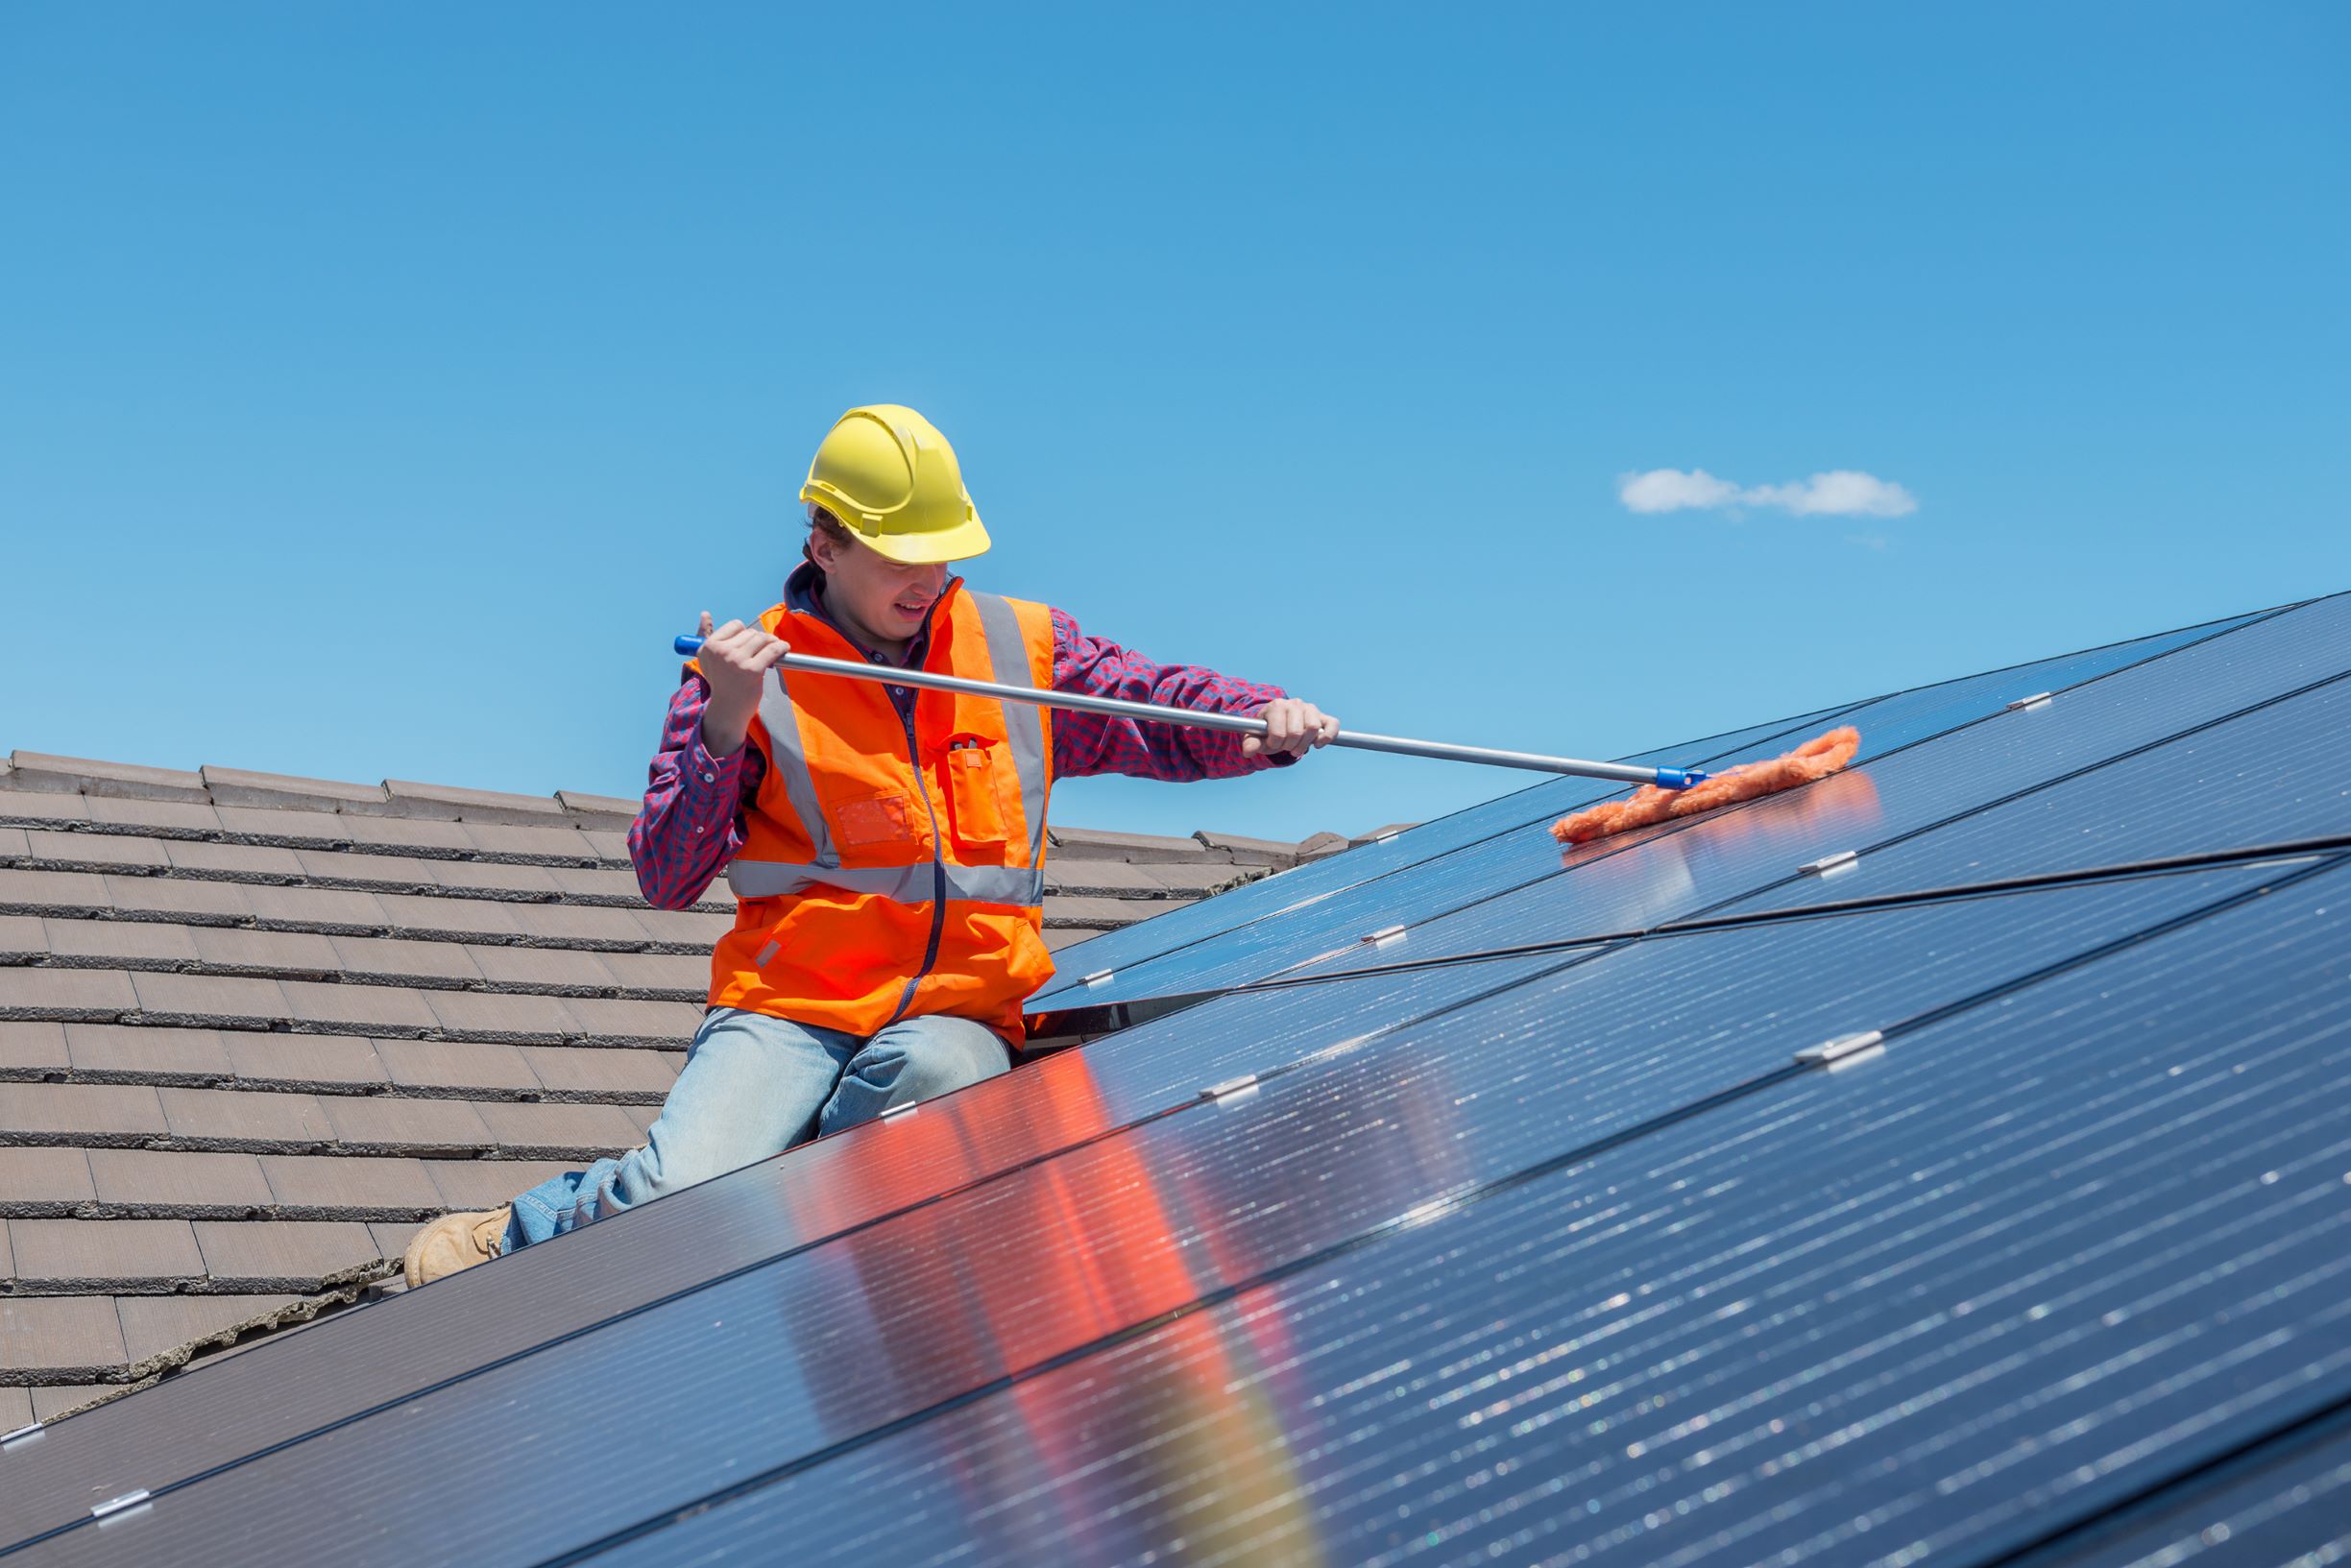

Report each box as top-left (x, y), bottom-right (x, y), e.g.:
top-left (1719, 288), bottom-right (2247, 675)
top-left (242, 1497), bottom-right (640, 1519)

top-left (673, 636), bottom-right (1709, 789)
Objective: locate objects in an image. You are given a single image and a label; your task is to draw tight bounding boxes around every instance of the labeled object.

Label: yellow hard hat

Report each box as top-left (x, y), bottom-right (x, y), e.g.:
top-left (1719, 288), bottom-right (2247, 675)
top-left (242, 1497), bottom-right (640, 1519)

top-left (799, 404), bottom-right (990, 565)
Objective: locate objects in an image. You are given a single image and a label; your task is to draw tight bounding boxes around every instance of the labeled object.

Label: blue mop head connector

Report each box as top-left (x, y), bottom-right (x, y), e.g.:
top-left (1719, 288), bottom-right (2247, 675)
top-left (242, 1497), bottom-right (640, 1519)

top-left (1650, 767), bottom-right (1711, 791)
top-left (673, 635), bottom-right (705, 657)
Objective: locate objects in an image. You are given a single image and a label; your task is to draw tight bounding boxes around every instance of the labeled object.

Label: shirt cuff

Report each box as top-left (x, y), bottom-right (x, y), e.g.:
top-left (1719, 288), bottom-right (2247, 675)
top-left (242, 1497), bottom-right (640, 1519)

top-left (677, 726), bottom-right (747, 824)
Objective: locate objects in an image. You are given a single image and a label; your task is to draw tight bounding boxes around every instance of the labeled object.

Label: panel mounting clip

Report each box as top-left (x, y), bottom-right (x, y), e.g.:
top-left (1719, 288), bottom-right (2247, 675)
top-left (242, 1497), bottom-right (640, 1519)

top-left (878, 1101), bottom-right (918, 1121)
top-left (92, 1489), bottom-right (152, 1523)
top-left (0, 1423), bottom-right (42, 1450)
top-left (1079, 969), bottom-right (1115, 988)
top-left (1799, 850), bottom-right (1858, 878)
top-left (1795, 1029), bottom-right (1885, 1069)
top-left (1362, 924), bottom-right (1408, 948)
top-left (2006, 691), bottom-right (2054, 712)
top-left (1200, 1073), bottom-right (1260, 1103)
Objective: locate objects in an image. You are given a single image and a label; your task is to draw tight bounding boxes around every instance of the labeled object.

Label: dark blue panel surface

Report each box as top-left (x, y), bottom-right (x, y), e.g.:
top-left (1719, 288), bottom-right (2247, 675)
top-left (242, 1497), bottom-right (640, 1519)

top-left (593, 859), bottom-right (2351, 1568)
top-left (1032, 609), bottom-right (2265, 1007)
top-left (1710, 669), bottom-right (2351, 922)
top-left (17, 862), bottom-right (2307, 1566)
top-left (2036, 1411), bottom-right (2351, 1567)
top-left (1259, 591), bottom-right (2351, 982)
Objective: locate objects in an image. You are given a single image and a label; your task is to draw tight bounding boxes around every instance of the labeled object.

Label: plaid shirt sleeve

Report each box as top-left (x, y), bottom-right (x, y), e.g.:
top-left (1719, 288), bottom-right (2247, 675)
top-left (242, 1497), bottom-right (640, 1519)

top-left (1049, 607), bottom-right (1297, 781)
top-left (625, 672), bottom-right (764, 910)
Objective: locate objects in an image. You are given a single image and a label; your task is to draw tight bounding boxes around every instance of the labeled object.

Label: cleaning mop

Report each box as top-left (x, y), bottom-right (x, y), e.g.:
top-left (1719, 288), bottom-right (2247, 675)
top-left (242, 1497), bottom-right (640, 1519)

top-left (1550, 727), bottom-right (1863, 845)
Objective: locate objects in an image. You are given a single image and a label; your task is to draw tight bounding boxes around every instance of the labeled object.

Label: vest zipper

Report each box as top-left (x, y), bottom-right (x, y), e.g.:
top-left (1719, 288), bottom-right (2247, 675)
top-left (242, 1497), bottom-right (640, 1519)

top-left (880, 580), bottom-right (961, 1028)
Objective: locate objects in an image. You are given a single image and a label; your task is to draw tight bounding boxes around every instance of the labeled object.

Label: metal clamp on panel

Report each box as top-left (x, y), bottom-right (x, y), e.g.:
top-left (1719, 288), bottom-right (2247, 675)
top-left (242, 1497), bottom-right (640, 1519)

top-left (2006, 691), bottom-right (2054, 712)
top-left (878, 1101), bottom-right (918, 1121)
top-left (1363, 924), bottom-right (1408, 948)
top-left (92, 1489), bottom-right (153, 1523)
top-left (1795, 1029), bottom-right (1885, 1068)
top-left (1200, 1073), bottom-right (1260, 1103)
top-left (1799, 850), bottom-right (1859, 877)
top-left (1080, 969), bottom-right (1115, 988)
top-left (0, 1423), bottom-right (42, 1450)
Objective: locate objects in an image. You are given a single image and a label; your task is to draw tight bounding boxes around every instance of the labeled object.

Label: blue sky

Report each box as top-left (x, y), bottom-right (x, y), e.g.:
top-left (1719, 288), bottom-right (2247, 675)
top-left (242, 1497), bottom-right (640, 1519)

top-left (3, 4), bottom-right (2344, 842)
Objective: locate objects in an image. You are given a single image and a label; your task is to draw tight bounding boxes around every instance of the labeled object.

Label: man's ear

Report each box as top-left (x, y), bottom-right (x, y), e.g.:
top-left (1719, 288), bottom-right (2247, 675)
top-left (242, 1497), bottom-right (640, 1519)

top-left (805, 527), bottom-right (835, 571)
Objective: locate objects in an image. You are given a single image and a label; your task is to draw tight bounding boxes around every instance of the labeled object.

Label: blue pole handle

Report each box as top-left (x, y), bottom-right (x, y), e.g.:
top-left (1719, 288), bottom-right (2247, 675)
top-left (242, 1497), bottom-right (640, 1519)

top-left (1651, 767), bottom-right (1711, 790)
top-left (674, 635), bottom-right (704, 657)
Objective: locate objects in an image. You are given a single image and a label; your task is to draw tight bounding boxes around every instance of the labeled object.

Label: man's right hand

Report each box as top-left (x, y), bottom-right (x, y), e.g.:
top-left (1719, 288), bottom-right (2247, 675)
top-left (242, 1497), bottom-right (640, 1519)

top-left (694, 609), bottom-right (790, 758)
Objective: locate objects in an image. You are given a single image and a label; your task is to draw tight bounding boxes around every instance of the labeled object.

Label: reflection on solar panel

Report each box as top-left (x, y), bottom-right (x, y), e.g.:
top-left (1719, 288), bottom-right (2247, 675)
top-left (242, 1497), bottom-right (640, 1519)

top-left (3, 595), bottom-right (2344, 1567)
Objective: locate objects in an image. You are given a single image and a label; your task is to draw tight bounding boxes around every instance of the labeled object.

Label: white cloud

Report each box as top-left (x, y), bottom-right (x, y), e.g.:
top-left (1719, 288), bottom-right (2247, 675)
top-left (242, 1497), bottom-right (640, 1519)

top-left (1616, 467), bottom-right (1919, 519)
top-left (1617, 468), bottom-right (1741, 513)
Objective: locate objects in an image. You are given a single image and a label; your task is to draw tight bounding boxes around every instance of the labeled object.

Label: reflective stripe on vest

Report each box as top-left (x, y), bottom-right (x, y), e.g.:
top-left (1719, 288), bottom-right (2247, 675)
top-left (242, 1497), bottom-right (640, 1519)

top-left (967, 590), bottom-right (1051, 861)
top-left (725, 589), bottom-right (1049, 903)
top-left (725, 858), bottom-right (1046, 905)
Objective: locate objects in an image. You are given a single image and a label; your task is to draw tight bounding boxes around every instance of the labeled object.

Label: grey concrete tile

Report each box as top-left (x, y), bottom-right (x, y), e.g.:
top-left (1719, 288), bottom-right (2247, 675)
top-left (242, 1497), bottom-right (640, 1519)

top-left (473, 1100), bottom-right (641, 1158)
top-left (161, 839), bottom-right (307, 880)
top-left (516, 1046), bottom-right (678, 1098)
top-left (224, 1034), bottom-right (387, 1090)
top-left (64, 1024), bottom-right (234, 1081)
top-left (115, 1292), bottom-right (303, 1363)
top-left (328, 815), bottom-right (474, 855)
top-left (186, 926), bottom-right (341, 975)
top-left (0, 1386), bottom-right (30, 1431)
top-left (40, 917), bottom-right (204, 965)
top-left (257, 1153), bottom-right (442, 1212)
top-left (319, 1096), bottom-right (491, 1154)
top-left (6, 752), bottom-right (206, 803)
top-left (10, 1218), bottom-right (204, 1288)
top-left (425, 859), bottom-right (561, 897)
top-left (100, 874), bottom-right (254, 923)
top-left (192, 1220), bottom-right (380, 1287)
top-left (276, 979), bottom-right (439, 1035)
top-left (538, 864), bottom-right (643, 902)
top-left (327, 934), bottom-right (484, 986)
top-left (0, 1146), bottom-right (96, 1208)
top-left (86, 1148), bottom-right (274, 1212)
top-left (0, 1082), bottom-right (167, 1140)
top-left (129, 972), bottom-right (290, 1026)
top-left (516, 903), bottom-right (652, 946)
top-left (384, 780), bottom-right (567, 823)
top-left (0, 968), bottom-right (140, 1020)
top-left (0, 1021), bottom-right (69, 1074)
top-left (241, 884), bottom-right (392, 933)
top-left (31, 1383), bottom-right (132, 1421)
top-left (562, 996), bottom-right (703, 1048)
top-left (423, 1158), bottom-right (575, 1210)
top-left (375, 1038), bottom-right (541, 1096)
top-left (594, 951), bottom-right (707, 996)
top-left (0, 914), bottom-right (43, 962)
top-left (376, 893), bottom-right (522, 940)
top-left (462, 944), bottom-right (615, 992)
top-left (158, 1087), bottom-right (333, 1146)
top-left (1047, 825), bottom-right (1208, 862)
top-left (627, 906), bottom-right (733, 948)
top-left (200, 764), bottom-right (386, 811)
top-left (0, 868), bottom-right (111, 917)
top-left (0, 1297), bottom-right (128, 1375)
top-left (79, 796), bottom-right (226, 836)
top-left (294, 848), bottom-right (433, 889)
top-left (580, 830), bottom-right (631, 864)
top-left (422, 990), bottom-right (577, 1043)
top-left (23, 831), bottom-right (170, 870)
top-left (457, 822), bottom-right (591, 859)
top-left (211, 804), bottom-right (352, 845)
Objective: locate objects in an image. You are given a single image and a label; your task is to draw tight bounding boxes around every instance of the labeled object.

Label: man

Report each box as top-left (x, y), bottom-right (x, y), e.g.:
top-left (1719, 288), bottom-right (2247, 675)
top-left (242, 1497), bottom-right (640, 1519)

top-left (404, 404), bottom-right (1336, 1284)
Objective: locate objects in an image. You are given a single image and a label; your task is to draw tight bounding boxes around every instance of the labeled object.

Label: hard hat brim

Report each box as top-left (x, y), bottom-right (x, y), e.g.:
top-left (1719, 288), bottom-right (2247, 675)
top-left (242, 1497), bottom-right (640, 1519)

top-left (838, 508), bottom-right (992, 566)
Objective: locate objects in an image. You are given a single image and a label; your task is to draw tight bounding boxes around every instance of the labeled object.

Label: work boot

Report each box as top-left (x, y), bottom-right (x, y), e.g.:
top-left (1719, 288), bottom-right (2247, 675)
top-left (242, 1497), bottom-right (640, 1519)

top-left (401, 1206), bottom-right (511, 1287)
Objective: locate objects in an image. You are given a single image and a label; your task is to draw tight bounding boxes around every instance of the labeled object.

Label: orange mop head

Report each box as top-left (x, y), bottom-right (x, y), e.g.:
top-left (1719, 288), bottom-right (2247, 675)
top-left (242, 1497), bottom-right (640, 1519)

top-left (1549, 726), bottom-right (1864, 845)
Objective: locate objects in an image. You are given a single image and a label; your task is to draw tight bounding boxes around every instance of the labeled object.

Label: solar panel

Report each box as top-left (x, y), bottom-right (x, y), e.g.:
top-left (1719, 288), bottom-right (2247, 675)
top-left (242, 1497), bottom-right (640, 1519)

top-left (581, 856), bottom-right (2351, 1568)
top-left (1029, 608), bottom-right (2266, 1008)
top-left (4, 597), bottom-right (2339, 1568)
top-left (8, 859), bottom-right (2315, 1565)
top-left (2027, 1410), bottom-right (2351, 1566)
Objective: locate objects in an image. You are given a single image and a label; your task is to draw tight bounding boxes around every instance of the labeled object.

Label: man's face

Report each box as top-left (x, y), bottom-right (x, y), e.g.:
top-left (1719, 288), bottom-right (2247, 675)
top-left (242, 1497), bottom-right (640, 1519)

top-left (807, 524), bottom-right (954, 649)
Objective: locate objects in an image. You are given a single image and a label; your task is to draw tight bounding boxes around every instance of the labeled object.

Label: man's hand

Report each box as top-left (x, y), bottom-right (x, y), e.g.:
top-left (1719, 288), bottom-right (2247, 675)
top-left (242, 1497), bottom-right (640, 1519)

top-left (1244, 697), bottom-right (1340, 760)
top-left (694, 610), bottom-right (790, 758)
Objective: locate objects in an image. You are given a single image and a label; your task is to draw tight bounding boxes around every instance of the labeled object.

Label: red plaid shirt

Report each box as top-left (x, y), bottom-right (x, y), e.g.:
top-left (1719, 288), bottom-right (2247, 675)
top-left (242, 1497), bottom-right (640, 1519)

top-left (627, 567), bottom-right (1292, 909)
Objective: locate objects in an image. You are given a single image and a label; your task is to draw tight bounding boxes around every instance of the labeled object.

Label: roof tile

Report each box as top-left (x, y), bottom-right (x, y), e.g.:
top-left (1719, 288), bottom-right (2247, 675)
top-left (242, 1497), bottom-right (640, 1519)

top-left (327, 815), bottom-right (474, 856)
top-left (528, 903), bottom-right (662, 947)
top-left (554, 788), bottom-right (639, 825)
top-left (1191, 830), bottom-right (1301, 865)
top-left (594, 952), bottom-right (706, 996)
top-left (6, 752), bottom-right (207, 804)
top-left (2, 967), bottom-right (139, 1021)
top-left (374, 1038), bottom-right (542, 1097)
top-left (319, 1097), bottom-right (492, 1155)
top-left (30, 1384), bottom-right (128, 1421)
top-left (64, 1023), bottom-right (234, 1082)
top-left (459, 823), bottom-right (594, 861)
top-left (472, 1100), bottom-right (641, 1158)
top-left (277, 978), bottom-right (440, 1035)
top-left (561, 996), bottom-right (702, 1048)
top-left (1046, 825), bottom-right (1207, 862)
top-left (423, 1158), bottom-right (576, 1211)
top-left (79, 796), bottom-right (227, 836)
top-left (41, 916), bottom-right (203, 965)
top-left (199, 764), bottom-right (387, 811)
top-left (0, 1082), bottom-right (167, 1141)
top-left (191, 1220), bottom-right (382, 1287)
top-left (186, 926), bottom-right (342, 976)
top-left (9, 1218), bottom-right (204, 1290)
top-left (115, 1292), bottom-right (303, 1363)
top-left (101, 874), bottom-right (254, 923)
top-left (224, 1034), bottom-right (387, 1090)
top-left (0, 868), bottom-right (110, 917)
top-left (293, 847), bottom-right (431, 889)
top-left (0, 913), bottom-right (41, 962)
top-left (376, 893), bottom-right (523, 942)
top-left (538, 865), bottom-right (643, 903)
top-left (256, 1153), bottom-right (442, 1214)
top-left (425, 859), bottom-right (562, 898)
top-left (326, 934), bottom-right (483, 987)
top-left (129, 971), bottom-right (290, 1027)
top-left (160, 839), bottom-right (306, 880)
top-left (210, 803), bottom-right (351, 845)
top-left (413, 989), bottom-right (573, 1043)
top-left (0, 1296), bottom-right (128, 1375)
top-left (463, 945), bottom-right (616, 992)
top-left (516, 1046), bottom-right (679, 1098)
top-left (0, 792), bottom-right (89, 826)
top-left (381, 779), bottom-right (568, 824)
top-left (0, 1146), bottom-right (95, 1210)
top-left (158, 1086), bottom-right (333, 1147)
top-left (0, 1387), bottom-right (29, 1430)
top-left (241, 884), bottom-right (392, 934)
top-left (0, 1021), bottom-right (69, 1075)
top-left (86, 1148), bottom-right (274, 1213)
top-left (581, 831), bottom-right (631, 864)
top-left (23, 830), bottom-right (170, 871)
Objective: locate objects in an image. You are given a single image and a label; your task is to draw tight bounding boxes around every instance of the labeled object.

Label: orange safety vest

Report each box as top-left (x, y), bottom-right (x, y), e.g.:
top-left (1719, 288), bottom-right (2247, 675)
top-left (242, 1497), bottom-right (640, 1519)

top-left (692, 580), bottom-right (1058, 1041)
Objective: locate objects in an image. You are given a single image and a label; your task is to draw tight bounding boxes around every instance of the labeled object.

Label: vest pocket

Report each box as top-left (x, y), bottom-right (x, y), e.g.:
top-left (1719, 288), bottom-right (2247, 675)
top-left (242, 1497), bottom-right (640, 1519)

top-left (940, 737), bottom-right (1011, 849)
top-left (835, 791), bottom-right (917, 849)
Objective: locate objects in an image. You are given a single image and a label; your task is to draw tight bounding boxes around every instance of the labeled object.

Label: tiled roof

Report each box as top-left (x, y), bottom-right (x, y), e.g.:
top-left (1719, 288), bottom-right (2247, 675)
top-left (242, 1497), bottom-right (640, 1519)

top-left (0, 751), bottom-right (1355, 1423)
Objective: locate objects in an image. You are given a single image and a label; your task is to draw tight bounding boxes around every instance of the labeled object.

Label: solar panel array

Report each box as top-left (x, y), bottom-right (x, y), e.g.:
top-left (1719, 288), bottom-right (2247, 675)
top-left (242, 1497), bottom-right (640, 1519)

top-left (4, 595), bottom-right (2347, 1567)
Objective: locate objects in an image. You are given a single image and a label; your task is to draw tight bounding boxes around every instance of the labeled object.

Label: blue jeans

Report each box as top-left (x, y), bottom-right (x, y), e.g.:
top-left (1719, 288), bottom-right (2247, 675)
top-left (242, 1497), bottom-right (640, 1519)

top-left (502, 1006), bottom-right (1012, 1252)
